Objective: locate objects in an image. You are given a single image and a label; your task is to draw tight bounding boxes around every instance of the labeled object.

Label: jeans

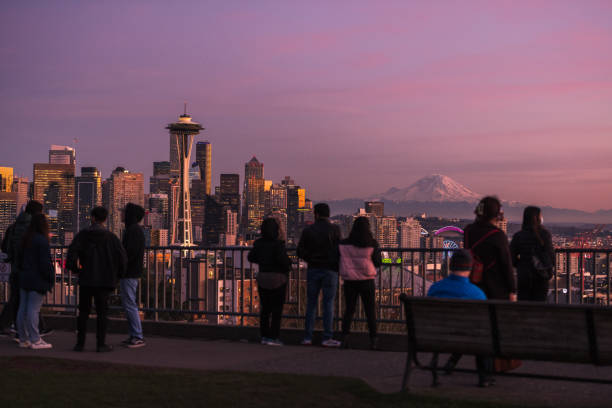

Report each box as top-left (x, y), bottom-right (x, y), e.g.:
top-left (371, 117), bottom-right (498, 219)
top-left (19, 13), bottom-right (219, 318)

top-left (17, 289), bottom-right (45, 343)
top-left (0, 272), bottom-right (47, 333)
top-left (342, 279), bottom-right (377, 339)
top-left (77, 286), bottom-right (111, 347)
top-left (304, 268), bottom-right (338, 341)
top-left (120, 278), bottom-right (143, 339)
top-left (259, 284), bottom-right (286, 339)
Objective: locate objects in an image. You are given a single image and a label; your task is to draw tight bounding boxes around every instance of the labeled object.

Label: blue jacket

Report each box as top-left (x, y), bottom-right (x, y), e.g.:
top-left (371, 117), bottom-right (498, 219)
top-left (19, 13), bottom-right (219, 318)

top-left (427, 274), bottom-right (487, 300)
top-left (19, 233), bottom-right (54, 294)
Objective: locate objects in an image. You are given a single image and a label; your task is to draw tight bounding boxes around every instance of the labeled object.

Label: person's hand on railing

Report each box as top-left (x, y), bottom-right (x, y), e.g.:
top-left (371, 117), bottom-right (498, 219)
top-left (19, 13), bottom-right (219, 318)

top-left (509, 293), bottom-right (517, 302)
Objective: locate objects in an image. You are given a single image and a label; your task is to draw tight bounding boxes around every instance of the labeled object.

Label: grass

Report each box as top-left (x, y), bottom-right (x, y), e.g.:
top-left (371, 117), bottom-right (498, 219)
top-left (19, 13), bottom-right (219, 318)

top-left (0, 356), bottom-right (527, 408)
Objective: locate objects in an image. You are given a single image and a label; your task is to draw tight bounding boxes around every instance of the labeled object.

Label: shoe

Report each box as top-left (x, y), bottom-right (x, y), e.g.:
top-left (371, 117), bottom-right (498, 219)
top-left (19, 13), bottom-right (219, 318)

top-left (301, 339), bottom-right (312, 345)
top-left (12, 336), bottom-right (20, 344)
top-left (121, 336), bottom-right (133, 345)
top-left (30, 339), bottom-right (52, 350)
top-left (321, 338), bottom-right (341, 348)
top-left (478, 378), bottom-right (496, 388)
top-left (261, 337), bottom-right (270, 345)
top-left (39, 328), bottom-right (54, 337)
top-left (18, 340), bottom-right (31, 348)
top-left (370, 337), bottom-right (379, 351)
top-left (266, 338), bottom-right (283, 346)
top-left (96, 344), bottom-right (113, 352)
top-left (126, 338), bottom-right (146, 349)
top-left (73, 344), bottom-right (84, 352)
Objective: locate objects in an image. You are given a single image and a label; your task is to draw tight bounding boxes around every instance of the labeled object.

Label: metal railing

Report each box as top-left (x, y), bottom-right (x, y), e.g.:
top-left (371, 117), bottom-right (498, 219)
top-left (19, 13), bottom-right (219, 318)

top-left (1, 247), bottom-right (610, 334)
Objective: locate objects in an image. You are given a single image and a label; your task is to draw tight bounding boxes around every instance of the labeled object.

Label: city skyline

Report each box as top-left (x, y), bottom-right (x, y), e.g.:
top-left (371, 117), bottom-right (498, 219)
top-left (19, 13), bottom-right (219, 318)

top-left (1, 1), bottom-right (612, 211)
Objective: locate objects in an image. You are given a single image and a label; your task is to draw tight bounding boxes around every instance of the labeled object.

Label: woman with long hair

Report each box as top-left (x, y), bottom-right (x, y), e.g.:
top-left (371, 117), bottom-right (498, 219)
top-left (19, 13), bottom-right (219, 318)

top-left (510, 206), bottom-right (554, 301)
top-left (248, 217), bottom-right (292, 346)
top-left (339, 217), bottom-right (381, 350)
top-left (16, 213), bottom-right (54, 349)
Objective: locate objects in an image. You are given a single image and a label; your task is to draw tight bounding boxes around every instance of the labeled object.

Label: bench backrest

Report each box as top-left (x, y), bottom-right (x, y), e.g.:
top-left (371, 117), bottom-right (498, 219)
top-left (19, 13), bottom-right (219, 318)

top-left (399, 295), bottom-right (612, 365)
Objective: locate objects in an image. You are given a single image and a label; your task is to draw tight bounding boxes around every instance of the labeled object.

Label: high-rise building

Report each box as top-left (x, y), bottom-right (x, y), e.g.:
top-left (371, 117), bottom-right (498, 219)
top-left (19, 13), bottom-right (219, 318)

top-left (195, 141), bottom-right (212, 196)
top-left (33, 163), bottom-right (75, 244)
top-left (106, 167), bottom-right (144, 237)
top-left (190, 179), bottom-right (206, 243)
top-left (12, 176), bottom-right (29, 213)
top-left (49, 145), bottom-right (76, 165)
top-left (146, 193), bottom-right (169, 230)
top-left (269, 183), bottom-right (287, 211)
top-left (203, 195), bottom-right (223, 246)
top-left (365, 201), bottom-right (384, 217)
top-left (219, 174), bottom-right (240, 216)
top-left (243, 157), bottom-right (264, 239)
top-left (75, 167), bottom-right (102, 232)
top-left (167, 111), bottom-right (203, 246)
top-left (0, 192), bottom-right (17, 243)
top-left (220, 208), bottom-right (238, 246)
top-left (150, 161), bottom-right (171, 196)
top-left (377, 216), bottom-right (398, 248)
top-left (286, 184), bottom-right (305, 245)
top-left (0, 167), bottom-right (13, 192)
top-left (400, 218), bottom-right (421, 248)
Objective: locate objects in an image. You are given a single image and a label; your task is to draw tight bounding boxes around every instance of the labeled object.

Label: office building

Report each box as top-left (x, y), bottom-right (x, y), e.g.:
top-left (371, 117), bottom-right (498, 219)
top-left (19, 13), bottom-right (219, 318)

top-left (365, 201), bottom-right (384, 217)
top-left (0, 192), bottom-right (17, 243)
top-left (377, 216), bottom-right (398, 248)
top-left (242, 157), bottom-right (264, 239)
top-left (190, 179), bottom-right (206, 243)
top-left (12, 177), bottom-right (29, 213)
top-left (106, 167), bottom-right (144, 237)
top-left (195, 141), bottom-right (212, 196)
top-left (219, 174), bottom-right (240, 215)
top-left (204, 195), bottom-right (224, 246)
top-left (0, 167), bottom-right (13, 192)
top-left (49, 145), bottom-right (76, 165)
top-left (75, 167), bottom-right (102, 231)
top-left (33, 163), bottom-right (75, 244)
top-left (400, 218), bottom-right (421, 248)
top-left (286, 183), bottom-right (305, 245)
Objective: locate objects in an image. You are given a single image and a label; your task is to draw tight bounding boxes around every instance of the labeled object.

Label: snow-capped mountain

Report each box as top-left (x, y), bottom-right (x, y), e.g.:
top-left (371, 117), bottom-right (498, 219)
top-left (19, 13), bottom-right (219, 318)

top-left (369, 174), bottom-right (481, 203)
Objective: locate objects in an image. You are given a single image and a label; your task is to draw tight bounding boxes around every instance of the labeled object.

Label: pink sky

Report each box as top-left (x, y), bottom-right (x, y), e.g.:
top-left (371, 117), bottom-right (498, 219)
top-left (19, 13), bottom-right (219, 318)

top-left (1, 0), bottom-right (611, 211)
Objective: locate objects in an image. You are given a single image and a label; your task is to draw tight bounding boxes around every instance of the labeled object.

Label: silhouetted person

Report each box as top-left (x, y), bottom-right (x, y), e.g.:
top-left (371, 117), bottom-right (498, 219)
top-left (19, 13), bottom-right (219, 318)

top-left (511, 206), bottom-right (554, 301)
top-left (67, 207), bottom-right (126, 352)
top-left (297, 203), bottom-right (342, 347)
top-left (120, 203), bottom-right (146, 348)
top-left (16, 213), bottom-right (54, 349)
top-left (0, 200), bottom-right (50, 338)
top-left (248, 218), bottom-right (292, 346)
top-left (339, 217), bottom-right (381, 350)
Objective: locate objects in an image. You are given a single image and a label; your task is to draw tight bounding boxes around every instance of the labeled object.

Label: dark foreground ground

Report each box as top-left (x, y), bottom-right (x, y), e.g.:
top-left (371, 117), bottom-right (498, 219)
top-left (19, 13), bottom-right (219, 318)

top-left (1, 330), bottom-right (610, 407)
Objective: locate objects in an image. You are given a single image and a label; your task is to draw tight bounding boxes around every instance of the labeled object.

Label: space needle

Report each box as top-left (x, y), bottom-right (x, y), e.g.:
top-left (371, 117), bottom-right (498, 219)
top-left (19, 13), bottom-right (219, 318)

top-left (166, 105), bottom-right (204, 246)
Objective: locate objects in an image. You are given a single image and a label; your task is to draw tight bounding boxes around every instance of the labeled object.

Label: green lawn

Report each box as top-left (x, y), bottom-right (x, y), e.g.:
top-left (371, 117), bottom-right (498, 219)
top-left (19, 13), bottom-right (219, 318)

top-left (0, 356), bottom-right (526, 408)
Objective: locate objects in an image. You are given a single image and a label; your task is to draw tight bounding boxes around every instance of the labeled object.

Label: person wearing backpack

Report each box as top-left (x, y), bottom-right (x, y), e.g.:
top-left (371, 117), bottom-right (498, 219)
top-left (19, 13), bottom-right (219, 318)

top-left (510, 206), bottom-right (554, 301)
top-left (248, 217), bottom-right (292, 346)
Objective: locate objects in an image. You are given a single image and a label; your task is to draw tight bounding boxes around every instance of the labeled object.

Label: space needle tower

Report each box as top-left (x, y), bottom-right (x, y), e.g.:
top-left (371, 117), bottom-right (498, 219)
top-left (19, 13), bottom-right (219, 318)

top-left (166, 105), bottom-right (204, 246)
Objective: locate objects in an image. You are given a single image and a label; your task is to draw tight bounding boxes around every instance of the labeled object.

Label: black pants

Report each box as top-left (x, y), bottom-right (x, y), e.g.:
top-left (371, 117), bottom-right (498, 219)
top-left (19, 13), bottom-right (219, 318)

top-left (258, 284), bottom-right (286, 339)
top-left (444, 353), bottom-right (493, 383)
top-left (518, 272), bottom-right (549, 301)
top-left (0, 272), bottom-right (47, 332)
top-left (77, 286), bottom-right (111, 347)
top-left (342, 279), bottom-right (377, 339)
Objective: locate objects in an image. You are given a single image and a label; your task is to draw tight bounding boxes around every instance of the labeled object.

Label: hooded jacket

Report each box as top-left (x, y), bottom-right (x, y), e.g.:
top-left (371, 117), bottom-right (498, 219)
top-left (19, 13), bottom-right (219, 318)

top-left (67, 223), bottom-right (127, 288)
top-left (19, 233), bottom-right (54, 294)
top-left (122, 203), bottom-right (145, 279)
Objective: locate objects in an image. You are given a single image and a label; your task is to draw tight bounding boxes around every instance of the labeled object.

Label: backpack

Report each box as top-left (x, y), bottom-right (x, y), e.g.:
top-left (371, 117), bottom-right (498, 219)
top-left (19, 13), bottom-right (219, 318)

top-left (467, 229), bottom-right (500, 284)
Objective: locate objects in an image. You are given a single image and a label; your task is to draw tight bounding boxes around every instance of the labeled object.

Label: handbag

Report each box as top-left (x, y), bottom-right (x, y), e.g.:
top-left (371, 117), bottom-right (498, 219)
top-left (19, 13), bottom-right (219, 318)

top-left (256, 272), bottom-right (288, 290)
top-left (531, 248), bottom-right (553, 280)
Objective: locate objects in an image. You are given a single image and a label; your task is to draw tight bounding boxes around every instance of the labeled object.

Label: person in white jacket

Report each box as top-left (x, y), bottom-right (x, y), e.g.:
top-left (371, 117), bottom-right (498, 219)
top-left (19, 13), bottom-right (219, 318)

top-left (339, 217), bottom-right (382, 350)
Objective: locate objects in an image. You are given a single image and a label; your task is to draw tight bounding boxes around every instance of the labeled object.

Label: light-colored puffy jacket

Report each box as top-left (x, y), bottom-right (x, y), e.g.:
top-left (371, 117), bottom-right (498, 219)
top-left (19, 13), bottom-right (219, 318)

top-left (339, 244), bottom-right (377, 281)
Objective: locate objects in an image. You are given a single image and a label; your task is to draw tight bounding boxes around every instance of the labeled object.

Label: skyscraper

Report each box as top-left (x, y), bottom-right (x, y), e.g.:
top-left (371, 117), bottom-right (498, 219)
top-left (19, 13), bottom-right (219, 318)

top-left (75, 167), bottom-right (102, 232)
top-left (167, 110), bottom-right (203, 246)
top-left (365, 201), bottom-right (384, 217)
top-left (195, 141), bottom-right (212, 196)
top-left (242, 157), bottom-right (264, 239)
top-left (33, 163), bottom-right (75, 244)
top-left (0, 192), bottom-right (17, 243)
top-left (286, 183), bottom-right (305, 245)
top-left (49, 145), bottom-right (76, 165)
top-left (219, 173), bottom-right (240, 216)
top-left (106, 167), bottom-right (144, 237)
top-left (190, 178), bottom-right (206, 243)
top-left (150, 161), bottom-right (171, 196)
top-left (12, 176), bottom-right (29, 213)
top-left (0, 167), bottom-right (13, 192)
top-left (377, 216), bottom-right (398, 248)
top-left (400, 218), bottom-right (421, 248)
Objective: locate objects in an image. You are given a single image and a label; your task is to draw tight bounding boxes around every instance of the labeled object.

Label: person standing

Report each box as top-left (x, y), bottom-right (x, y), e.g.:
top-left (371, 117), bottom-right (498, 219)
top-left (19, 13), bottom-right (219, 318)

top-left (67, 207), bottom-right (127, 352)
top-left (16, 214), bottom-right (54, 349)
top-left (248, 218), bottom-right (292, 346)
top-left (0, 200), bottom-right (51, 338)
top-left (510, 206), bottom-right (554, 301)
top-left (120, 203), bottom-right (146, 348)
top-left (297, 203), bottom-right (342, 347)
top-left (338, 217), bottom-right (381, 350)
top-left (427, 250), bottom-right (493, 387)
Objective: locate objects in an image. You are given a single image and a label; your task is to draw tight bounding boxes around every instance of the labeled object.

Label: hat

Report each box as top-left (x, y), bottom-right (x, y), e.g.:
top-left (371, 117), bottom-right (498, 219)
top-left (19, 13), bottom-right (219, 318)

top-left (450, 249), bottom-right (473, 271)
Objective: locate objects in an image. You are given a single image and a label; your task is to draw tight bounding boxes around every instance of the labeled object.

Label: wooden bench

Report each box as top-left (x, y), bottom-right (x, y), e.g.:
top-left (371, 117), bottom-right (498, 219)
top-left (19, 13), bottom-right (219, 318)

top-left (398, 294), bottom-right (612, 390)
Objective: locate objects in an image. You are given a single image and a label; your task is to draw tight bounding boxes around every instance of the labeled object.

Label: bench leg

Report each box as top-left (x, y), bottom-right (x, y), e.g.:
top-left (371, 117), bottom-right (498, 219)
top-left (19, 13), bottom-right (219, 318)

top-left (430, 353), bottom-right (440, 387)
top-left (401, 350), bottom-right (414, 391)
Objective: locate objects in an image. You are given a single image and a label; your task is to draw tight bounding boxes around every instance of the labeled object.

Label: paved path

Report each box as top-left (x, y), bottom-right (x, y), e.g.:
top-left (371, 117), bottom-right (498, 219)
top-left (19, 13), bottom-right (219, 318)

top-left (1, 331), bottom-right (611, 407)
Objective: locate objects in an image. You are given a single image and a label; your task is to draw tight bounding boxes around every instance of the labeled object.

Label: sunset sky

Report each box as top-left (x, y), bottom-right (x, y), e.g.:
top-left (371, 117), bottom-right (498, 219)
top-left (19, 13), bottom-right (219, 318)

top-left (1, 1), bottom-right (611, 211)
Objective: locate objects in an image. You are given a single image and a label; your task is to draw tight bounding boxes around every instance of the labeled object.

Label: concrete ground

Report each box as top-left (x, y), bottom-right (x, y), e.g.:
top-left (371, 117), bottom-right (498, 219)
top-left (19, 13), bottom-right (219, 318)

top-left (1, 330), bottom-right (611, 407)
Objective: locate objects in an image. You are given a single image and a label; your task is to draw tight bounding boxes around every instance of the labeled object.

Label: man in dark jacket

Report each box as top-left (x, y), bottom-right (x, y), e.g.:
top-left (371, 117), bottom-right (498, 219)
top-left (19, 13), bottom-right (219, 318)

top-left (120, 203), bottom-right (146, 348)
top-left (0, 200), bottom-right (50, 337)
top-left (297, 203), bottom-right (342, 347)
top-left (67, 206), bottom-right (127, 352)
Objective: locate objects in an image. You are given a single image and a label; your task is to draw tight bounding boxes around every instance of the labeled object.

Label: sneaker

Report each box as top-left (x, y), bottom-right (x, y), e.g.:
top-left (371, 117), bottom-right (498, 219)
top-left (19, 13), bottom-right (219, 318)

top-left (39, 328), bottom-right (54, 337)
top-left (12, 336), bottom-right (20, 344)
top-left (30, 339), bottom-right (52, 350)
top-left (73, 344), bottom-right (84, 352)
top-left (126, 338), bottom-right (146, 349)
top-left (121, 337), bottom-right (133, 345)
top-left (321, 338), bottom-right (341, 348)
top-left (301, 338), bottom-right (312, 345)
top-left (266, 338), bottom-right (284, 346)
top-left (97, 344), bottom-right (113, 353)
top-left (18, 340), bottom-right (31, 348)
top-left (261, 337), bottom-right (270, 345)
